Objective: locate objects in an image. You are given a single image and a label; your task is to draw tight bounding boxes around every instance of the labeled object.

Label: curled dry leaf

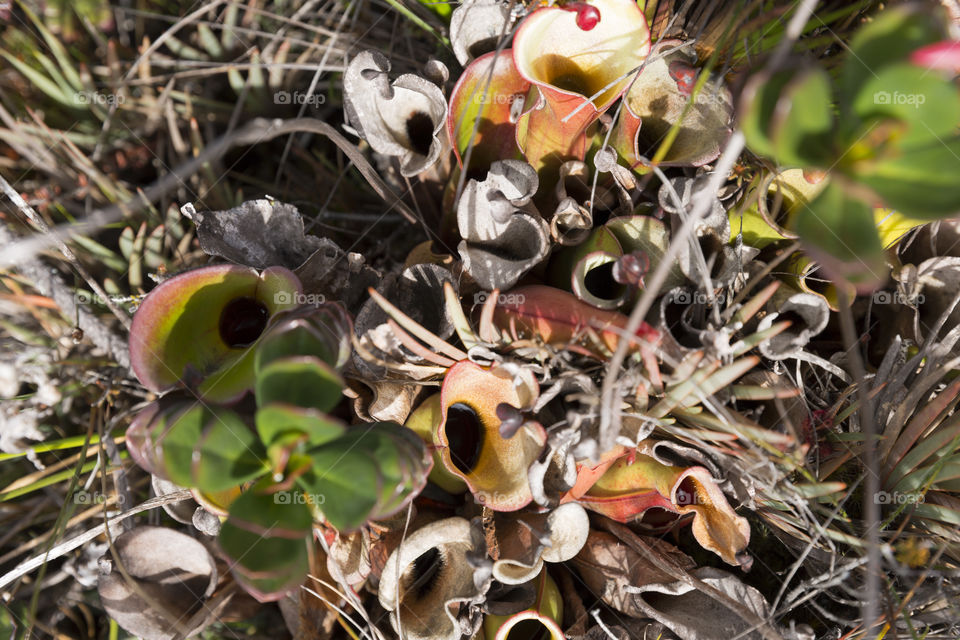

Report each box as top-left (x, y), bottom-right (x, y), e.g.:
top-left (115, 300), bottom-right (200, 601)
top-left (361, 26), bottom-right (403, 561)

top-left (914, 256), bottom-right (960, 332)
top-left (450, 0), bottom-right (512, 66)
top-left (550, 160), bottom-right (596, 245)
top-left (757, 290), bottom-right (829, 360)
top-left (625, 567), bottom-right (780, 640)
top-left (528, 428), bottom-right (580, 508)
top-left (344, 50), bottom-right (448, 177)
top-left (97, 526), bottom-right (218, 640)
top-left (492, 502), bottom-right (589, 584)
top-left (575, 527), bottom-right (794, 639)
top-left (659, 174), bottom-right (730, 237)
top-left (572, 529), bottom-right (695, 616)
top-left (362, 380), bottom-right (421, 424)
top-left (436, 361), bottom-right (545, 511)
top-left (328, 529), bottom-right (371, 589)
top-left (899, 218), bottom-right (960, 265)
top-left (379, 517), bottom-right (488, 640)
top-left (457, 160), bottom-right (550, 290)
top-left (294, 237), bottom-right (381, 314)
top-left (659, 175), bottom-right (752, 288)
top-left (151, 474), bottom-right (197, 525)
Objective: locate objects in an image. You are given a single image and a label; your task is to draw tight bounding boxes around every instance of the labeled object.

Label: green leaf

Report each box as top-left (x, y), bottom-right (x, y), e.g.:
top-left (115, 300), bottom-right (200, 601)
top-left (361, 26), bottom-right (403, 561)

top-left (740, 69), bottom-right (796, 162)
top-left (334, 423), bottom-right (432, 518)
top-left (850, 63), bottom-right (960, 147)
top-left (769, 67), bottom-right (835, 167)
top-left (154, 404), bottom-right (205, 488)
top-left (855, 137), bottom-right (960, 219)
top-left (255, 311), bottom-right (350, 372)
top-left (791, 180), bottom-right (887, 290)
top-left (254, 356), bottom-right (343, 412)
top-left (255, 404), bottom-right (346, 448)
top-left (839, 7), bottom-right (943, 113)
top-left (192, 409), bottom-right (266, 493)
top-left (150, 404), bottom-right (265, 493)
top-left (417, 0), bottom-right (451, 19)
top-left (300, 441), bottom-right (382, 532)
top-left (219, 478), bottom-right (314, 601)
top-left (912, 502), bottom-right (960, 527)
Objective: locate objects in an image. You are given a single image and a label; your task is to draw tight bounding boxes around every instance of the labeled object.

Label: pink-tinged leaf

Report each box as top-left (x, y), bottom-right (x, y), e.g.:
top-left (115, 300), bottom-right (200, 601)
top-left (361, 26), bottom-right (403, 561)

top-left (562, 444), bottom-right (627, 502)
top-left (514, 89), bottom-right (598, 170)
top-left (492, 285), bottom-right (661, 359)
top-left (435, 361), bottom-right (544, 511)
top-left (609, 107), bottom-right (642, 166)
top-left (512, 0), bottom-right (650, 168)
top-left (129, 264), bottom-right (301, 400)
top-left (577, 447), bottom-right (751, 566)
top-left (448, 50), bottom-right (530, 176)
top-left (911, 41), bottom-right (960, 71)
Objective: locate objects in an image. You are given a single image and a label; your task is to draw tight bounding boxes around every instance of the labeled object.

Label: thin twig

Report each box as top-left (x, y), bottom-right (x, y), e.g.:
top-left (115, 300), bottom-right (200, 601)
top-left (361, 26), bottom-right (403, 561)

top-left (837, 288), bottom-right (883, 632)
top-left (0, 491), bottom-right (192, 591)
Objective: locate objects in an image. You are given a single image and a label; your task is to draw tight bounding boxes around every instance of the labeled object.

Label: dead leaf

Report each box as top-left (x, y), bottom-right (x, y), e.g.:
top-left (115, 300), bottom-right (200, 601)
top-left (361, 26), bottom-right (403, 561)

top-left (182, 199), bottom-right (323, 270)
top-left (97, 526), bottom-right (218, 640)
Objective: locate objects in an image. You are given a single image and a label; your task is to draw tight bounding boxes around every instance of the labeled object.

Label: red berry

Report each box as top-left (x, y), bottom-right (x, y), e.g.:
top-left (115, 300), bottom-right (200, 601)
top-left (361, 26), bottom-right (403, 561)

top-left (576, 4), bottom-right (600, 30)
top-left (560, 3), bottom-right (600, 30)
